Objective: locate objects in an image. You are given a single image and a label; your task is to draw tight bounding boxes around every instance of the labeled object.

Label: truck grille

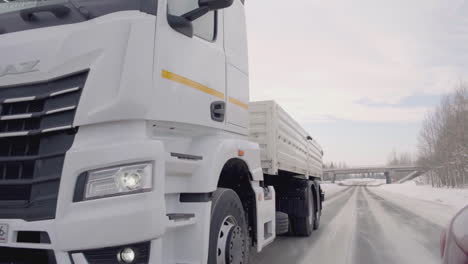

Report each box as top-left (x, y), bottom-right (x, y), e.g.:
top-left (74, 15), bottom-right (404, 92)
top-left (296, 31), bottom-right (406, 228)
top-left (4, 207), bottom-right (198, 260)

top-left (0, 247), bottom-right (57, 264)
top-left (0, 71), bottom-right (87, 221)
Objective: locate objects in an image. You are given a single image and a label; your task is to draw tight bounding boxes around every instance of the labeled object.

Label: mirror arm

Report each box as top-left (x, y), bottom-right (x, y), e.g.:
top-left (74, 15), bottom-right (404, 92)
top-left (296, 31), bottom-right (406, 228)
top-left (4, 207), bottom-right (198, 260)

top-left (167, 14), bottom-right (194, 38)
top-left (182, 6), bottom-right (210, 21)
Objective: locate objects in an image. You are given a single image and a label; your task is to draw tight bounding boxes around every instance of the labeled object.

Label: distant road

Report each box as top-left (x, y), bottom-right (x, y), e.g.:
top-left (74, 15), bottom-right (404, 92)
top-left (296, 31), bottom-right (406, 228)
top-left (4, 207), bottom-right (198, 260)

top-left (251, 185), bottom-right (443, 264)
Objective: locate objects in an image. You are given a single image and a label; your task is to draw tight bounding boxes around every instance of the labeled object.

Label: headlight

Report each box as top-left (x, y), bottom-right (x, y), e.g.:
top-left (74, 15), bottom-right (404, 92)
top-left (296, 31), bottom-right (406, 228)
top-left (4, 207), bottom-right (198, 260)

top-left (82, 163), bottom-right (153, 200)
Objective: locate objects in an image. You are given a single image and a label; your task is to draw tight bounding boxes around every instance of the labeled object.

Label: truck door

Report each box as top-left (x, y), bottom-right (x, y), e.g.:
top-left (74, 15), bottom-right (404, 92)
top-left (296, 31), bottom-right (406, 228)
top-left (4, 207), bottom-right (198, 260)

top-left (224, 0), bottom-right (250, 133)
top-left (153, 0), bottom-right (226, 129)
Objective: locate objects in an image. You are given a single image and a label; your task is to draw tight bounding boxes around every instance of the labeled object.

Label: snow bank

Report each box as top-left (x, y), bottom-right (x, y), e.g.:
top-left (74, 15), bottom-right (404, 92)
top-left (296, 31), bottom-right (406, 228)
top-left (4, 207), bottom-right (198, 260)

top-left (380, 180), bottom-right (468, 211)
top-left (335, 178), bottom-right (386, 186)
top-left (369, 187), bottom-right (455, 226)
top-left (359, 179), bottom-right (386, 186)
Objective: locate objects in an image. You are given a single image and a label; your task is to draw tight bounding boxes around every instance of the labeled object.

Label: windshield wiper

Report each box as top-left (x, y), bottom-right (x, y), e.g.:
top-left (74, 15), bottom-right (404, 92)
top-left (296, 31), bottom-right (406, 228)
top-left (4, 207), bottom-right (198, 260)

top-left (20, 4), bottom-right (70, 21)
top-left (12, 0), bottom-right (90, 22)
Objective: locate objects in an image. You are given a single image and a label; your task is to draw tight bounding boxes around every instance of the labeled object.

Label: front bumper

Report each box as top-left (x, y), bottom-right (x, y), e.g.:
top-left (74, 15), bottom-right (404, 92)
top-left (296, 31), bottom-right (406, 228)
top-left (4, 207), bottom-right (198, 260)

top-left (0, 123), bottom-right (167, 263)
top-left (0, 122), bottom-right (213, 263)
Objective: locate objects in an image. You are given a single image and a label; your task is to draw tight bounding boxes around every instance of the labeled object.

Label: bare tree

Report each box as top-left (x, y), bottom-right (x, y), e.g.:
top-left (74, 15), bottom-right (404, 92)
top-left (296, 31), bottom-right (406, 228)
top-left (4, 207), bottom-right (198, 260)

top-left (387, 150), bottom-right (414, 166)
top-left (417, 84), bottom-right (468, 188)
top-left (386, 150), bottom-right (415, 181)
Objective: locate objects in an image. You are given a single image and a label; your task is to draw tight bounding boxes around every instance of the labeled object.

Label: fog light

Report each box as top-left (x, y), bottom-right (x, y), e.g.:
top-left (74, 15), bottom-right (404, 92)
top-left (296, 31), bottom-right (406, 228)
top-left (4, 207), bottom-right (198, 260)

top-left (117, 247), bottom-right (136, 264)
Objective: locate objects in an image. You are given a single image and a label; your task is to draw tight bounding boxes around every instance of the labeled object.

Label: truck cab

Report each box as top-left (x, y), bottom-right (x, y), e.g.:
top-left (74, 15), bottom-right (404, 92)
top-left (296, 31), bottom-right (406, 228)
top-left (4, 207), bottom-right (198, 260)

top-left (0, 0), bottom-right (323, 263)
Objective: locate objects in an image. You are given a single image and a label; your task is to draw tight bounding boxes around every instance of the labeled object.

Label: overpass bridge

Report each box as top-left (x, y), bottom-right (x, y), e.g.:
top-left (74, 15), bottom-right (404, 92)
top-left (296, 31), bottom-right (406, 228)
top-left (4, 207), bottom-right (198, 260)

top-left (323, 166), bottom-right (426, 184)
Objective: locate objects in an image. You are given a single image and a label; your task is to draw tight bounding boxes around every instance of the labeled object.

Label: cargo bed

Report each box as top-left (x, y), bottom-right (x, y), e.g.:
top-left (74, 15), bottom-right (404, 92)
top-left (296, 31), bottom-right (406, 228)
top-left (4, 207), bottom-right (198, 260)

top-left (249, 101), bottom-right (323, 178)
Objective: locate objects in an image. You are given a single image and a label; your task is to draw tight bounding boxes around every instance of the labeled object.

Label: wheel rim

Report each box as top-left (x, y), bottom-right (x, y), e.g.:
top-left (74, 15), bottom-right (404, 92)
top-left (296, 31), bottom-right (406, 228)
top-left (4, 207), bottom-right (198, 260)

top-left (216, 215), bottom-right (245, 264)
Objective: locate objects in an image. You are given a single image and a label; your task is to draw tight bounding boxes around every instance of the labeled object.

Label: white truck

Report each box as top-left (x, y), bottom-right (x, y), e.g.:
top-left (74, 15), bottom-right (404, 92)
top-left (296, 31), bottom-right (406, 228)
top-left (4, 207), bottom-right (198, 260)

top-left (0, 0), bottom-right (324, 263)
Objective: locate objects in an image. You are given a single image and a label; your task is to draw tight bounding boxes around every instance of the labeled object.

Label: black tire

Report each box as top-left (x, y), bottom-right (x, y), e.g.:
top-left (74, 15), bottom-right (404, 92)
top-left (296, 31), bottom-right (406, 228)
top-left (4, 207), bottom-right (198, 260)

top-left (208, 188), bottom-right (249, 264)
top-left (275, 212), bottom-right (289, 235)
top-left (290, 185), bottom-right (315, 236)
top-left (313, 187), bottom-right (321, 230)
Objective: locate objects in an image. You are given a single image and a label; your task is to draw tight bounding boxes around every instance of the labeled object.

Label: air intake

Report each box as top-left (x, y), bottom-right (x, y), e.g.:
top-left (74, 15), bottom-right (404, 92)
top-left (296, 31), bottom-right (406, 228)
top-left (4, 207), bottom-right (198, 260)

top-left (0, 71), bottom-right (87, 221)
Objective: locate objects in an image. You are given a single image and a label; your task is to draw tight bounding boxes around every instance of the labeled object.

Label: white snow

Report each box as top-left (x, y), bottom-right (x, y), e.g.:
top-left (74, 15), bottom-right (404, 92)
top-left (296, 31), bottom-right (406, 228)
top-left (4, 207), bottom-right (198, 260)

top-left (369, 186), bottom-right (456, 227)
top-left (365, 179), bottom-right (386, 186)
top-left (379, 179), bottom-right (468, 212)
top-left (338, 178), bottom-right (386, 186)
top-left (332, 177), bottom-right (468, 227)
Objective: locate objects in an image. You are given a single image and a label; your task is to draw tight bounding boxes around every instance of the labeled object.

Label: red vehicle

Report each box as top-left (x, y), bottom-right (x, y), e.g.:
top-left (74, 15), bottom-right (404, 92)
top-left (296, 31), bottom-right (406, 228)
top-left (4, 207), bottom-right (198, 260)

top-left (441, 205), bottom-right (468, 264)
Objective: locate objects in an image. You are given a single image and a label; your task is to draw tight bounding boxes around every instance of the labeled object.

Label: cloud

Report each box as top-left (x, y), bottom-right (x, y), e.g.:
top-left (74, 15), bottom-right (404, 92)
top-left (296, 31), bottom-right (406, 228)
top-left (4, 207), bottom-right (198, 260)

top-left (355, 93), bottom-right (444, 108)
top-left (245, 0), bottom-right (468, 164)
top-left (246, 0), bottom-right (468, 124)
top-left (303, 119), bottom-right (422, 166)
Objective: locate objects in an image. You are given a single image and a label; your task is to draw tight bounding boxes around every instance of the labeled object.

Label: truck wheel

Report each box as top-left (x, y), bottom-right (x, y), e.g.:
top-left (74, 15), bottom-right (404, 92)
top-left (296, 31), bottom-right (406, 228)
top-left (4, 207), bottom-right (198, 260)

top-left (291, 187), bottom-right (314, 236)
top-left (275, 212), bottom-right (289, 235)
top-left (208, 188), bottom-right (249, 264)
top-left (313, 201), bottom-right (321, 230)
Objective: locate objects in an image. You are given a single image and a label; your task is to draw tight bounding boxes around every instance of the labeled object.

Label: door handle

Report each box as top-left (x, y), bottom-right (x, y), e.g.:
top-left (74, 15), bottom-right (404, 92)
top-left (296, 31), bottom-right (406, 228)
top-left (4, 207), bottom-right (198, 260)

top-left (211, 101), bottom-right (225, 122)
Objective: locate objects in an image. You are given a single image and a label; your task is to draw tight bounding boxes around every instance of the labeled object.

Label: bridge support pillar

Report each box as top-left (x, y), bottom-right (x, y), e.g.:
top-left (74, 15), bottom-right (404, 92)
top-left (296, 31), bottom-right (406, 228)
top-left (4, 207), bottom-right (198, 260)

top-left (384, 171), bottom-right (392, 184)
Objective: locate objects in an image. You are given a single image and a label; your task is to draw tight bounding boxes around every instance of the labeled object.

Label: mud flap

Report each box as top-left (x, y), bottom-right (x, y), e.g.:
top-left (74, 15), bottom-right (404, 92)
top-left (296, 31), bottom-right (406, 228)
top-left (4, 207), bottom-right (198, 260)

top-left (252, 183), bottom-right (276, 252)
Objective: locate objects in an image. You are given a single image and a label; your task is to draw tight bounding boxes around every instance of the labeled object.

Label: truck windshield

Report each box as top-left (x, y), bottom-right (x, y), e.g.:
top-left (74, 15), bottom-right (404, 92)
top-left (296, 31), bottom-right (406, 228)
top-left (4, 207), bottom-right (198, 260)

top-left (0, 0), bottom-right (66, 14)
top-left (0, 0), bottom-right (155, 34)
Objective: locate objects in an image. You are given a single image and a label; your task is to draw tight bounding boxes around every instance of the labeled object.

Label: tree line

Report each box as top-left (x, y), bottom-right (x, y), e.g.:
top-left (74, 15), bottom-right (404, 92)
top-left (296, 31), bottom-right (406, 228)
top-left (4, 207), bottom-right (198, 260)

top-left (387, 150), bottom-right (414, 166)
top-left (417, 84), bottom-right (468, 188)
top-left (323, 161), bottom-right (348, 169)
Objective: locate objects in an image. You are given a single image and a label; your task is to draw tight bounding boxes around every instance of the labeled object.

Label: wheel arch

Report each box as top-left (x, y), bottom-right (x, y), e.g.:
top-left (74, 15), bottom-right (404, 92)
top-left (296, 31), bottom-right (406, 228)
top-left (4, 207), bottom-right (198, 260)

top-left (188, 138), bottom-right (264, 193)
top-left (187, 138), bottom-right (262, 244)
top-left (217, 158), bottom-right (258, 246)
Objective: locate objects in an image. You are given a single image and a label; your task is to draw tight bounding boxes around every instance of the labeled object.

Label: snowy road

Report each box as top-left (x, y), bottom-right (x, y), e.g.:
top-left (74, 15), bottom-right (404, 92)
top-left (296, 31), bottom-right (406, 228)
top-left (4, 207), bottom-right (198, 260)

top-left (251, 185), bottom-right (444, 264)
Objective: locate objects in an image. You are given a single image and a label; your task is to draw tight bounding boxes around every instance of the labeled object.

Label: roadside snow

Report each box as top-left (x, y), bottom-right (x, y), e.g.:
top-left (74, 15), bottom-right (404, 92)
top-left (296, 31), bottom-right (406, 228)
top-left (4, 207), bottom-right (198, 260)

top-left (379, 180), bottom-right (468, 211)
top-left (320, 178), bottom-right (468, 226)
top-left (326, 177), bottom-right (468, 226)
top-left (365, 178), bottom-right (468, 227)
top-left (369, 187), bottom-right (456, 227)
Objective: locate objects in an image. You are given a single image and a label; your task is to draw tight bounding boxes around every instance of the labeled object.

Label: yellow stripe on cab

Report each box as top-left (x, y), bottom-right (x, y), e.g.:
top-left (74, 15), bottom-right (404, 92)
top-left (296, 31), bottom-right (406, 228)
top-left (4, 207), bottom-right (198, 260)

top-left (229, 97), bottom-right (249, 110)
top-left (162, 70), bottom-right (225, 100)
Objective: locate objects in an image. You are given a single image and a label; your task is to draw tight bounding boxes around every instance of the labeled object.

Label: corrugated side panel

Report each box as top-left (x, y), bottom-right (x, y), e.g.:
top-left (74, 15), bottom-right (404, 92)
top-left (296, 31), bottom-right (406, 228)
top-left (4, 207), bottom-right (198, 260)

top-left (249, 100), bottom-right (323, 177)
top-left (249, 101), bottom-right (275, 174)
top-left (276, 104), bottom-right (309, 175)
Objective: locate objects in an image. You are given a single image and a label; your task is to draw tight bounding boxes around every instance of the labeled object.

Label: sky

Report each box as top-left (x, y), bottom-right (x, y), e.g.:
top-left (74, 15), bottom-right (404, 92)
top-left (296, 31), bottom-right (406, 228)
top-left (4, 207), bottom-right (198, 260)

top-left (245, 0), bottom-right (468, 166)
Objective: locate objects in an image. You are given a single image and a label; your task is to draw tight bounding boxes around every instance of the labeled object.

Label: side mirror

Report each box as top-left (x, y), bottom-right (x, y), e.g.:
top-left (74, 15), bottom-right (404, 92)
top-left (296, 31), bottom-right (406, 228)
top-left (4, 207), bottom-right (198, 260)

top-left (199, 0), bottom-right (234, 10)
top-left (167, 14), bottom-right (193, 38)
top-left (183, 0), bottom-right (233, 22)
top-left (168, 0), bottom-right (234, 38)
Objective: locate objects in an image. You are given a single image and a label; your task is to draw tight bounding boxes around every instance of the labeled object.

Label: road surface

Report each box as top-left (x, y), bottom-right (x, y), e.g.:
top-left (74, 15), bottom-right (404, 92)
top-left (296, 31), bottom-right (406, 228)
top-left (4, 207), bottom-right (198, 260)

top-left (251, 185), bottom-right (444, 264)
